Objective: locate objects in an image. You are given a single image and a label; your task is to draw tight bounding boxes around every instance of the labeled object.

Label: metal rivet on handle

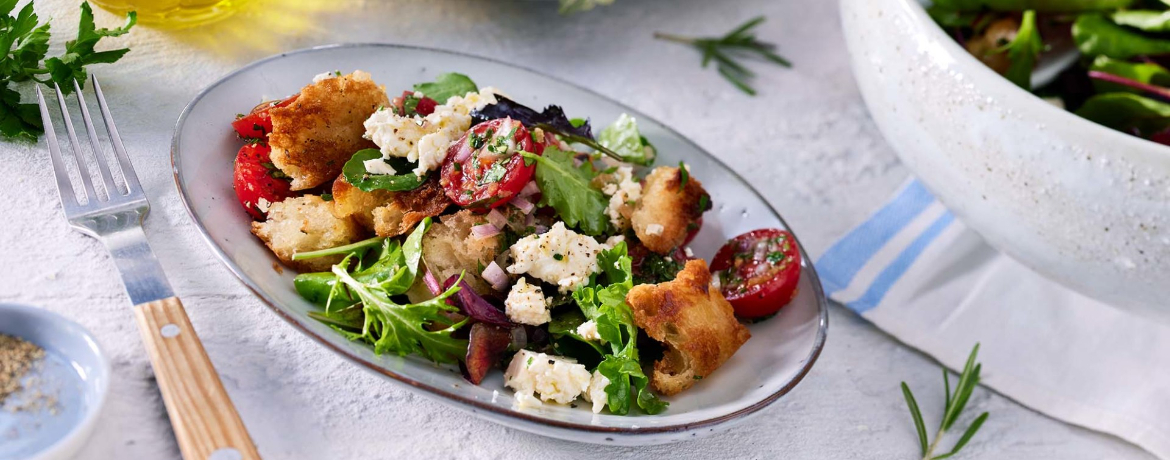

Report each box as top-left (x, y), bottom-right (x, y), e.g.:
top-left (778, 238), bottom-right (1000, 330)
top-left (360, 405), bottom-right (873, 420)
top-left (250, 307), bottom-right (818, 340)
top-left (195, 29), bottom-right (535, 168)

top-left (160, 324), bottom-right (180, 338)
top-left (208, 448), bottom-right (242, 460)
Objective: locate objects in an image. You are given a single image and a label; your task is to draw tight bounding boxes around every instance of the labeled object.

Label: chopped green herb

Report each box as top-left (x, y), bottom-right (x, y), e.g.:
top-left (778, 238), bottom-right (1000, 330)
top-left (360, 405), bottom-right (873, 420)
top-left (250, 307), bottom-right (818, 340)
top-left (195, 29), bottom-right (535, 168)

top-left (678, 161), bottom-right (690, 191)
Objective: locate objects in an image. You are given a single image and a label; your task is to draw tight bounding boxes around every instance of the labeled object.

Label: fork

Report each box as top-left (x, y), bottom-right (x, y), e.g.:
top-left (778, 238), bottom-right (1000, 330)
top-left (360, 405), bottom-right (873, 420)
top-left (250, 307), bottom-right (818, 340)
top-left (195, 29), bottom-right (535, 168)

top-left (37, 76), bottom-right (261, 460)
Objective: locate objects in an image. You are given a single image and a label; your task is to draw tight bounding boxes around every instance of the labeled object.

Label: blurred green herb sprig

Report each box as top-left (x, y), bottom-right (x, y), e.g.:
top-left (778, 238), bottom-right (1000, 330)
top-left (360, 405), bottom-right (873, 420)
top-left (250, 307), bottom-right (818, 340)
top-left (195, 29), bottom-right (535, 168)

top-left (655, 16), bottom-right (791, 95)
top-left (902, 343), bottom-right (990, 460)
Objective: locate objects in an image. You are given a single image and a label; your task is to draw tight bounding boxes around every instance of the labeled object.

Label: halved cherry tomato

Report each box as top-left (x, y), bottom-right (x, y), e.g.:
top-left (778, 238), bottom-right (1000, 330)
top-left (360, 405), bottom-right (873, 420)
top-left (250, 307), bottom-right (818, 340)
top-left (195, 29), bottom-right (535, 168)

top-left (440, 118), bottom-right (538, 209)
top-left (231, 95), bottom-right (298, 139)
top-left (391, 90), bottom-right (438, 117)
top-left (233, 143), bottom-right (293, 220)
top-left (709, 229), bottom-right (801, 319)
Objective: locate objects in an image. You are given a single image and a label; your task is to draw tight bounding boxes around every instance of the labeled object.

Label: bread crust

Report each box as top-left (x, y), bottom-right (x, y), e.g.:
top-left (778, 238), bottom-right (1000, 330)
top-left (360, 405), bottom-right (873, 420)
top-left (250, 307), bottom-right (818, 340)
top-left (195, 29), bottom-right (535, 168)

top-left (269, 71), bottom-right (388, 190)
top-left (251, 195), bottom-right (365, 272)
top-left (626, 259), bottom-right (750, 395)
top-left (631, 166), bottom-right (710, 254)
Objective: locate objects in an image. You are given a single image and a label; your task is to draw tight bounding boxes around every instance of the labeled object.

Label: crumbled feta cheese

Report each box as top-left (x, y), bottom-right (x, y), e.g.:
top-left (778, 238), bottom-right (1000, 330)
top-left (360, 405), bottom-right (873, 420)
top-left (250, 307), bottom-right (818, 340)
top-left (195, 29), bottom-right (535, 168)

top-left (603, 235), bottom-right (625, 249)
top-left (581, 371), bottom-right (611, 414)
top-left (362, 87), bottom-right (504, 177)
top-left (505, 278), bottom-right (551, 326)
top-left (601, 166), bottom-right (642, 230)
top-left (362, 158), bottom-right (398, 175)
top-left (507, 222), bottom-right (605, 292)
top-left (256, 197), bottom-right (272, 213)
top-left (312, 71), bottom-right (338, 83)
top-left (575, 320), bottom-right (604, 343)
top-left (645, 223), bottom-right (665, 236)
top-left (684, 246), bottom-right (694, 258)
top-left (504, 350), bottom-right (591, 407)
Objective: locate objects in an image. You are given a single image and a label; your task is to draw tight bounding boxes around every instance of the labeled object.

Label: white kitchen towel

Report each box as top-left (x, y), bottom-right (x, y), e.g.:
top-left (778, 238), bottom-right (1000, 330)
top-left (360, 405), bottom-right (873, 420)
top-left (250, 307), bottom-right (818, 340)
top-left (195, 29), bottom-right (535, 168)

top-left (815, 179), bottom-right (1170, 459)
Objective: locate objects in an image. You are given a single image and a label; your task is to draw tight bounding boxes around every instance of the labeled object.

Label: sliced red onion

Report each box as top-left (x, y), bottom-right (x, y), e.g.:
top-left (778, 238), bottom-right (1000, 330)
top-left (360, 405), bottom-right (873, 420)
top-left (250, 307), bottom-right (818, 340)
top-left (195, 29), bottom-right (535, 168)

top-left (511, 196), bottom-right (535, 214)
top-left (534, 225), bottom-right (548, 234)
top-left (485, 209), bottom-right (508, 229)
top-left (523, 213), bottom-right (535, 228)
top-left (470, 223), bottom-right (500, 239)
top-left (444, 275), bottom-right (512, 326)
top-left (518, 181), bottom-right (540, 198)
top-left (508, 326), bottom-right (527, 351)
top-left (481, 261), bottom-right (509, 292)
top-left (423, 268), bottom-right (443, 296)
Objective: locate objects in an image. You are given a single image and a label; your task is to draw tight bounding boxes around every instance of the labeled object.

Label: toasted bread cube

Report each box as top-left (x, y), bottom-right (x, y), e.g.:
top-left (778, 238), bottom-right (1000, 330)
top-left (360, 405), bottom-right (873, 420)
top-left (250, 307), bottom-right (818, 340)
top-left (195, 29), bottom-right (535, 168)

top-left (626, 259), bottom-right (750, 396)
top-left (422, 210), bottom-right (501, 295)
top-left (251, 195), bottom-right (365, 272)
top-left (631, 166), bottom-right (710, 254)
top-left (331, 174), bottom-right (394, 230)
top-left (372, 176), bottom-right (450, 238)
top-left (269, 71), bottom-right (389, 190)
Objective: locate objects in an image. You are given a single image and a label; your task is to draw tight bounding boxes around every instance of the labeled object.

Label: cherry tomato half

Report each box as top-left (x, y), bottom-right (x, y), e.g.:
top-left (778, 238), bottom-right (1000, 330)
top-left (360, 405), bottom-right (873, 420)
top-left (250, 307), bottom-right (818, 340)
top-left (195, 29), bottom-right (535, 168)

top-left (440, 118), bottom-right (538, 209)
top-left (233, 143), bottom-right (293, 220)
top-left (709, 229), bottom-right (802, 319)
top-left (231, 95), bottom-right (298, 139)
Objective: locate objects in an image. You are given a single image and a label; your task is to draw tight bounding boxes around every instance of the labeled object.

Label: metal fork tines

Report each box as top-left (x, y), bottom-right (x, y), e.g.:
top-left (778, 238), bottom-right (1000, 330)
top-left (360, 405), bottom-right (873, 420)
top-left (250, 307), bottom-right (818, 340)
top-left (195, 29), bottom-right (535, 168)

top-left (37, 76), bottom-right (174, 305)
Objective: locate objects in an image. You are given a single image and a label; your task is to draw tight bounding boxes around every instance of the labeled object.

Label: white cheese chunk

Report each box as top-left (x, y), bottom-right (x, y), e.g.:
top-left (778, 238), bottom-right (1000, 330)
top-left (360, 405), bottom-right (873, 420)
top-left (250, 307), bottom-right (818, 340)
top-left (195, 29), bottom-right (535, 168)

top-left (506, 221), bottom-right (604, 293)
top-left (362, 158), bottom-right (398, 175)
top-left (504, 350), bottom-right (591, 407)
top-left (505, 278), bottom-right (551, 326)
top-left (312, 71), bottom-right (338, 83)
top-left (575, 320), bottom-right (604, 343)
top-left (581, 370), bottom-right (611, 414)
top-left (645, 223), bottom-right (665, 236)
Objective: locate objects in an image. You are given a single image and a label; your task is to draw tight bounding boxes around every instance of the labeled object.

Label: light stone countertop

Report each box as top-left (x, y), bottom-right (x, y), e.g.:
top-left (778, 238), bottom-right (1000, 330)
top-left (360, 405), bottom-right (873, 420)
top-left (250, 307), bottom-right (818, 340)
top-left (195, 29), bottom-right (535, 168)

top-left (0, 0), bottom-right (1154, 458)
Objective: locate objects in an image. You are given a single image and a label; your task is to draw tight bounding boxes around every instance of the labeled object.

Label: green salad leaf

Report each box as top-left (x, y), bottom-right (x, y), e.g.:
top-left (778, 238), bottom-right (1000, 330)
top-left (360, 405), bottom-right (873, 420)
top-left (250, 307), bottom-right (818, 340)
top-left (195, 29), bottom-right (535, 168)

top-left (598, 113), bottom-right (656, 166)
top-left (1089, 55), bottom-right (1170, 94)
top-left (413, 72), bottom-right (477, 104)
top-left (998, 10), bottom-right (1043, 90)
top-left (1110, 10), bottom-right (1170, 32)
top-left (1073, 13), bottom-right (1170, 59)
top-left (342, 149), bottom-right (427, 192)
top-left (1075, 92), bottom-right (1170, 136)
top-left (931, 0), bottom-right (1133, 12)
top-left (571, 242), bottom-right (668, 415)
top-left (520, 148), bottom-right (609, 236)
top-left (295, 218), bottom-right (432, 308)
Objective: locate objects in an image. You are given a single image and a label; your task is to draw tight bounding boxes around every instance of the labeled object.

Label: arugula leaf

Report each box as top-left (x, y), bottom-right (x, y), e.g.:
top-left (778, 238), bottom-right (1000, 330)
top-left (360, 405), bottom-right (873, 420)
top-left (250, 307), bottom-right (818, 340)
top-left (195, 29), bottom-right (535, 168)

top-left (412, 72), bottom-right (477, 104)
top-left (548, 308), bottom-right (607, 355)
top-left (997, 10), bottom-right (1042, 90)
top-left (931, 0), bottom-right (1133, 12)
top-left (1073, 13), bottom-right (1170, 59)
top-left (571, 242), bottom-right (668, 415)
top-left (342, 149), bottom-right (427, 192)
top-left (44, 3), bottom-right (136, 94)
top-left (1089, 55), bottom-right (1170, 94)
top-left (1111, 10), bottom-right (1170, 32)
top-left (1075, 92), bottom-right (1170, 137)
top-left (598, 113), bottom-right (656, 166)
top-left (520, 148), bottom-right (609, 236)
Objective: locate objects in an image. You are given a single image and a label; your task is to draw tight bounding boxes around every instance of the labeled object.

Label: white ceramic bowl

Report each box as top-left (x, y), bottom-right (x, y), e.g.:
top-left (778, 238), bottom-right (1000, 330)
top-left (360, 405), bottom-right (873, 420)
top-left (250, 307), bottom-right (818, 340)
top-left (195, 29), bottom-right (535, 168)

top-left (172, 44), bottom-right (828, 445)
top-left (841, 0), bottom-right (1170, 320)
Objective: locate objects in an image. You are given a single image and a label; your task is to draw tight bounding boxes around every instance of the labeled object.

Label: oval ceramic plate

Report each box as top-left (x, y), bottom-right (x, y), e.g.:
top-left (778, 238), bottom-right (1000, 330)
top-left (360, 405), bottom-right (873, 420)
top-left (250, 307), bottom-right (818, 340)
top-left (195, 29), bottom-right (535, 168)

top-left (171, 44), bottom-right (828, 445)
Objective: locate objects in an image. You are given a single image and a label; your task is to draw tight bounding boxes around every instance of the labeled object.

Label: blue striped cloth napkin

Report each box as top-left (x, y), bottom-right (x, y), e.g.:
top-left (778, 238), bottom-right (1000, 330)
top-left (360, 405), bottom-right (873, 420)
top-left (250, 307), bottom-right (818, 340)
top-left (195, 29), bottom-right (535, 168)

top-left (815, 179), bottom-right (1170, 459)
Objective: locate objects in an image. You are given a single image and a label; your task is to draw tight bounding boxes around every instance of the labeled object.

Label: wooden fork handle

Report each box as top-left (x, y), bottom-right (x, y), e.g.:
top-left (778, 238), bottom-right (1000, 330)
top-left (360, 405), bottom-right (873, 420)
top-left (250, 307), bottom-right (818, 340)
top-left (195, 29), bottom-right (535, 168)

top-left (134, 296), bottom-right (261, 460)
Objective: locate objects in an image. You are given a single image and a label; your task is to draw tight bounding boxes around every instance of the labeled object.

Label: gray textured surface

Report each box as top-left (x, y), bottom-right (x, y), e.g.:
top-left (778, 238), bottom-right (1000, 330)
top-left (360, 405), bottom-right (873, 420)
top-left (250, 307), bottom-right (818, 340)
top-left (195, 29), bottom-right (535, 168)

top-left (0, 0), bottom-right (1154, 458)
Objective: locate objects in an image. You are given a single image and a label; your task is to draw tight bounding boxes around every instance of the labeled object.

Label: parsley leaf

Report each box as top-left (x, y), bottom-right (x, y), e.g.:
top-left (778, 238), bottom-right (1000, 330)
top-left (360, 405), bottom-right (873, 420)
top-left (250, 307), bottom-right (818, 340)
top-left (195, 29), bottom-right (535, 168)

top-left (597, 113), bottom-right (656, 165)
top-left (520, 148), bottom-right (609, 236)
top-left (412, 72), bottom-right (477, 104)
top-left (44, 3), bottom-right (136, 93)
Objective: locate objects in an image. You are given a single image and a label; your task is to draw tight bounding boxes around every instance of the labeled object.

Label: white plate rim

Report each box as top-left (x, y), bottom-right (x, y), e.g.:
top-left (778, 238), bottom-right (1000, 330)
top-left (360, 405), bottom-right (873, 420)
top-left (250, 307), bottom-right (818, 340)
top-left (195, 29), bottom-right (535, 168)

top-left (169, 42), bottom-right (829, 438)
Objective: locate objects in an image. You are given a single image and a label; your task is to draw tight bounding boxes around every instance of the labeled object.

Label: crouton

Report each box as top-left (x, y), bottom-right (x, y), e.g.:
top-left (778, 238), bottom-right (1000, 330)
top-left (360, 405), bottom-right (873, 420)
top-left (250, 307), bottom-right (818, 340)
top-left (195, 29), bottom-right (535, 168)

top-left (331, 174), bottom-right (394, 229)
top-left (631, 166), bottom-right (711, 254)
top-left (269, 71), bottom-right (389, 190)
top-left (372, 176), bottom-right (451, 237)
top-left (422, 210), bottom-right (501, 295)
top-left (626, 259), bottom-right (750, 396)
top-left (251, 195), bottom-right (365, 272)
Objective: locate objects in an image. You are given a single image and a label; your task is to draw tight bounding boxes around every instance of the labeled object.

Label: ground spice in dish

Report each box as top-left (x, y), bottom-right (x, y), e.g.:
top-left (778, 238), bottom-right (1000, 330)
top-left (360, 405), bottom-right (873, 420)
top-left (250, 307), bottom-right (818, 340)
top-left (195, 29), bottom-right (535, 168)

top-left (0, 333), bottom-right (46, 405)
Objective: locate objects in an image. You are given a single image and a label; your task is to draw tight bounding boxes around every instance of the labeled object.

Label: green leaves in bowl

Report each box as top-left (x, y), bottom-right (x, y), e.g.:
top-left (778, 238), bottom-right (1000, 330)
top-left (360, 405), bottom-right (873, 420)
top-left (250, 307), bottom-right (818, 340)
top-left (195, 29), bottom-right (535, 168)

top-left (342, 149), bottom-right (427, 192)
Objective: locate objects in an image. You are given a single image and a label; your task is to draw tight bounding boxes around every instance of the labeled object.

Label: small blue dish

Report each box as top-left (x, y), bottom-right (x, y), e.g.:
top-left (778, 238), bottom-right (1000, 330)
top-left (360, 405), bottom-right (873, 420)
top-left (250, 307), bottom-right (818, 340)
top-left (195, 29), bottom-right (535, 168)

top-left (0, 303), bottom-right (110, 460)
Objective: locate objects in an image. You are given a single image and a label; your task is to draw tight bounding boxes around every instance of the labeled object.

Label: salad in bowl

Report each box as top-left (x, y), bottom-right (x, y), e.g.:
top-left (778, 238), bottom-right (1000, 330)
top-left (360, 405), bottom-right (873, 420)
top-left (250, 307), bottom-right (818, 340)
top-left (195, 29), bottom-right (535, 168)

top-left (227, 70), bottom-right (802, 415)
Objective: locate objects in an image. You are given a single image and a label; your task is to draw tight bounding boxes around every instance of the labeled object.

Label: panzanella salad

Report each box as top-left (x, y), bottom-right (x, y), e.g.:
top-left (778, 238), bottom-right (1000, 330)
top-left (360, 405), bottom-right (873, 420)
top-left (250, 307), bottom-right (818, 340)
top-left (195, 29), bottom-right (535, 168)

top-left (929, 0), bottom-right (1170, 145)
top-left (229, 71), bottom-right (802, 414)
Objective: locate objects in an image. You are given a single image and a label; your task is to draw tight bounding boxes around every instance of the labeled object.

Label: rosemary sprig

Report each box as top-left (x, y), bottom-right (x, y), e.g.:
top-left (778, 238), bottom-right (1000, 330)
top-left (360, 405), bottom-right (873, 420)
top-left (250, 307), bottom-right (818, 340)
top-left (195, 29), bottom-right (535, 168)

top-left (902, 343), bottom-right (990, 460)
top-left (654, 16), bottom-right (792, 96)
